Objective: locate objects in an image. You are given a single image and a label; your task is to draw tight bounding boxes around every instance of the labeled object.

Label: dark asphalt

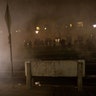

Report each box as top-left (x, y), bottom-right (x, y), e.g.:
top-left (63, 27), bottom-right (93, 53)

top-left (0, 77), bottom-right (96, 96)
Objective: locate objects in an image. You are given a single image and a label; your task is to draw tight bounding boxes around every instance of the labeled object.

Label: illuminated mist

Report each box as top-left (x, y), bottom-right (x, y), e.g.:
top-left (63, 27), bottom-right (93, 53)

top-left (0, 0), bottom-right (96, 76)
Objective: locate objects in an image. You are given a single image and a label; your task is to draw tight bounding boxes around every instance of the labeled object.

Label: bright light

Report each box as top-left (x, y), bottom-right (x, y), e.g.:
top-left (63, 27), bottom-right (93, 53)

top-left (44, 27), bottom-right (47, 30)
top-left (35, 30), bottom-right (39, 34)
top-left (70, 24), bottom-right (72, 27)
top-left (36, 27), bottom-right (40, 30)
top-left (93, 24), bottom-right (96, 28)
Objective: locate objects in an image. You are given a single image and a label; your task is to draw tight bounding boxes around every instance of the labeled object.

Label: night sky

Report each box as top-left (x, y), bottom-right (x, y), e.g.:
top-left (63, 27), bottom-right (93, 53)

top-left (0, 0), bottom-right (96, 32)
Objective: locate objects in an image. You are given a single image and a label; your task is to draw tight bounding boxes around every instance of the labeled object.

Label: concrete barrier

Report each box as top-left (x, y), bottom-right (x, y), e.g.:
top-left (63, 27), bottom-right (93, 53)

top-left (25, 59), bottom-right (85, 91)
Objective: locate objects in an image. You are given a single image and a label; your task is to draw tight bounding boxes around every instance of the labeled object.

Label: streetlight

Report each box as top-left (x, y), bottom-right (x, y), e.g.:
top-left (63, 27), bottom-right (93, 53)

top-left (93, 24), bottom-right (96, 28)
top-left (36, 26), bottom-right (40, 30)
top-left (35, 30), bottom-right (39, 34)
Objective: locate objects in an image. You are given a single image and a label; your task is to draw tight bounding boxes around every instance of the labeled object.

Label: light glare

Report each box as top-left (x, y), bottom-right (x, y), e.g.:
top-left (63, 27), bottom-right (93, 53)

top-left (35, 30), bottom-right (39, 34)
top-left (44, 27), bottom-right (47, 30)
top-left (93, 24), bottom-right (96, 28)
top-left (36, 27), bottom-right (40, 30)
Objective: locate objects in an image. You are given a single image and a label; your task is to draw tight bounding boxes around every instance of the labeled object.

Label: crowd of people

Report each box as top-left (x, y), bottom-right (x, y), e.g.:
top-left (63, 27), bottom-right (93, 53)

top-left (24, 38), bottom-right (73, 48)
top-left (24, 37), bottom-right (96, 51)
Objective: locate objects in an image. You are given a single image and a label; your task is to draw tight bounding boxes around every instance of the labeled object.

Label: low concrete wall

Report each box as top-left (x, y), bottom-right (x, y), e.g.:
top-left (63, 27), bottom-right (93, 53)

top-left (25, 60), bottom-right (85, 77)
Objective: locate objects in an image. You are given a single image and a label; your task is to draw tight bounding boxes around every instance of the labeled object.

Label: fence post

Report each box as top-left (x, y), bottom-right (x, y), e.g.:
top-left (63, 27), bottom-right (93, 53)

top-left (77, 60), bottom-right (83, 92)
top-left (25, 61), bottom-right (32, 89)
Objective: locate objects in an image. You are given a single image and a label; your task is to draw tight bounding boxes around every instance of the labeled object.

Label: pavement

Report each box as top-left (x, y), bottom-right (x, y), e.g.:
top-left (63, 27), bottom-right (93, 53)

top-left (0, 77), bottom-right (96, 96)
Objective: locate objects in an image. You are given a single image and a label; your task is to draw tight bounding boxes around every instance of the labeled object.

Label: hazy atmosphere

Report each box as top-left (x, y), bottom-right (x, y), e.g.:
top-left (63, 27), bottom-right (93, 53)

top-left (0, 0), bottom-right (96, 96)
top-left (0, 0), bottom-right (96, 74)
